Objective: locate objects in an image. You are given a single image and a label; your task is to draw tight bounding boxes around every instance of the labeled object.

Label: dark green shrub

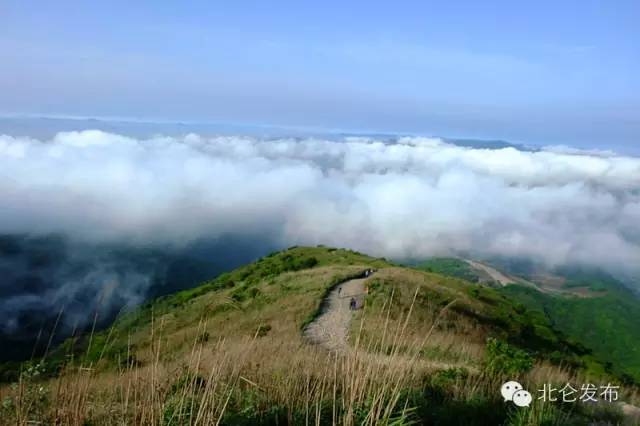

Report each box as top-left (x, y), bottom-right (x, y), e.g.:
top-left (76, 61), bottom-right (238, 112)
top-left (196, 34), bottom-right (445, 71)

top-left (484, 337), bottom-right (533, 376)
top-left (432, 367), bottom-right (469, 387)
top-left (230, 290), bottom-right (247, 303)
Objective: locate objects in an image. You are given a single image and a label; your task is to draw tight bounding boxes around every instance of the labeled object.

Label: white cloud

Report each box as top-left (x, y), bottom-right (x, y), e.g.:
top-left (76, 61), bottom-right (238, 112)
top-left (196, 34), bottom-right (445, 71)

top-left (1, 130), bottom-right (639, 273)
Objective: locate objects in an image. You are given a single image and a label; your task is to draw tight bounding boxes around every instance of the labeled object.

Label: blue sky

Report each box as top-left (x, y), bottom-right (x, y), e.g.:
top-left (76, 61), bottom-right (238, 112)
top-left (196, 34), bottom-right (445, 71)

top-left (1, 1), bottom-right (638, 151)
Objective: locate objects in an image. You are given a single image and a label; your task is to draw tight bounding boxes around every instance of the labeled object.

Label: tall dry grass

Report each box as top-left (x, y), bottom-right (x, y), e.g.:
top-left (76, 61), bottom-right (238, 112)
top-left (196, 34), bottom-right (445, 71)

top-left (1, 280), bottom-right (634, 425)
top-left (0, 289), bottom-right (453, 425)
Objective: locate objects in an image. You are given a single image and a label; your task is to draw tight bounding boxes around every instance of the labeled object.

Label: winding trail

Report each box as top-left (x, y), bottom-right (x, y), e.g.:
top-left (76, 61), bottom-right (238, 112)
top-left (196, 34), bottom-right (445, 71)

top-left (303, 275), bottom-right (368, 353)
top-left (302, 272), bottom-right (478, 372)
top-left (302, 271), bottom-right (640, 423)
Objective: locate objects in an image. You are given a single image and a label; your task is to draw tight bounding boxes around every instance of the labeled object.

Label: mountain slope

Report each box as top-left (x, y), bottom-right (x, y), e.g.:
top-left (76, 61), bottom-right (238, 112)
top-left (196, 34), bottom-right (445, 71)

top-left (0, 247), bottom-right (635, 425)
top-left (415, 257), bottom-right (640, 384)
top-left (70, 248), bottom-right (582, 373)
top-left (501, 284), bottom-right (640, 383)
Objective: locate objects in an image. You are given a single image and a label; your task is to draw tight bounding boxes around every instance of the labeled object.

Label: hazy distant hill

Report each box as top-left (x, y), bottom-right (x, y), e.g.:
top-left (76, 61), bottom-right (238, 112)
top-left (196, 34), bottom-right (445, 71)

top-left (444, 138), bottom-right (532, 151)
top-left (1, 116), bottom-right (532, 153)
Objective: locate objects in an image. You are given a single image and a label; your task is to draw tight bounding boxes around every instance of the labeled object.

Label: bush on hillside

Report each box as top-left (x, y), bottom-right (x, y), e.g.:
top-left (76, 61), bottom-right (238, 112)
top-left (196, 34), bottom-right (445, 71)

top-left (484, 337), bottom-right (533, 376)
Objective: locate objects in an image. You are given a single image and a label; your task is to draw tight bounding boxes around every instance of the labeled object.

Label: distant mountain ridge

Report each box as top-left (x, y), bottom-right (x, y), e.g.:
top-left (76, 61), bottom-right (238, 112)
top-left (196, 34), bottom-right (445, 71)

top-left (1, 116), bottom-right (532, 152)
top-left (444, 137), bottom-right (533, 151)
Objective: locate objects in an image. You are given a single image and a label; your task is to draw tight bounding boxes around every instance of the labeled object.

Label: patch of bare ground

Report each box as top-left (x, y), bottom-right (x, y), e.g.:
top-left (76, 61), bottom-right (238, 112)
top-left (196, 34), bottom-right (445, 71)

top-left (304, 271), bottom-right (481, 373)
top-left (303, 276), bottom-right (367, 353)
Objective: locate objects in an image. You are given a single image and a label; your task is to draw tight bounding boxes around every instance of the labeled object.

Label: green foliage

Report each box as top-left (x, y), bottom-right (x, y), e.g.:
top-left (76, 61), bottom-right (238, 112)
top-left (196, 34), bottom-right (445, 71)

top-left (555, 266), bottom-right (624, 292)
top-left (227, 391), bottom-right (418, 426)
top-left (230, 285), bottom-right (263, 303)
top-left (0, 362), bottom-right (50, 423)
top-left (350, 395), bottom-right (418, 425)
top-left (163, 246), bottom-right (387, 310)
top-left (369, 268), bottom-right (585, 371)
top-left (500, 284), bottom-right (640, 383)
top-left (105, 247), bottom-right (389, 335)
top-left (506, 400), bottom-right (574, 426)
top-left (414, 258), bottom-right (481, 283)
top-left (221, 386), bottom-right (416, 425)
top-left (420, 347), bottom-right (468, 364)
top-left (221, 390), bottom-right (316, 425)
top-left (162, 371), bottom-right (207, 425)
top-left (484, 338), bottom-right (533, 376)
top-left (431, 367), bottom-right (469, 388)
top-left (452, 285), bottom-right (567, 356)
top-left (414, 380), bottom-right (508, 426)
top-left (17, 247), bottom-right (391, 379)
top-left (413, 257), bottom-right (640, 382)
top-left (1, 246), bottom-right (637, 425)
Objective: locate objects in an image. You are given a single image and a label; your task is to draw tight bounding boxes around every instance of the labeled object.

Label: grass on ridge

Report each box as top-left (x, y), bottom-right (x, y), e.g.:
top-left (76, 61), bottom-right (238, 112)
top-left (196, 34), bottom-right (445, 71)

top-left (0, 246), bottom-right (635, 425)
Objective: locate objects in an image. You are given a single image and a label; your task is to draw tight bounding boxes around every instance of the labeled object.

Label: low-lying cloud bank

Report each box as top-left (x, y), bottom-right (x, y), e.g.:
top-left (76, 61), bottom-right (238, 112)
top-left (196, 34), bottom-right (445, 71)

top-left (2, 130), bottom-right (639, 264)
top-left (0, 130), bottom-right (639, 351)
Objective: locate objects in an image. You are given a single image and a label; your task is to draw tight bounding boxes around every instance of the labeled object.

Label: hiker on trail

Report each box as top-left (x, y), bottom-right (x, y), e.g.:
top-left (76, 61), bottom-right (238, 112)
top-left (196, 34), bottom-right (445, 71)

top-left (350, 297), bottom-right (356, 310)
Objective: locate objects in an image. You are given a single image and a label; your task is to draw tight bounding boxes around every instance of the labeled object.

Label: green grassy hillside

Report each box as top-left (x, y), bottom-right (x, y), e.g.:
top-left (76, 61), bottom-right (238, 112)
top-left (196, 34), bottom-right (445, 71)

top-left (414, 257), bottom-right (482, 282)
top-left (500, 285), bottom-right (640, 384)
top-left (414, 258), bottom-right (640, 385)
top-left (55, 249), bottom-right (587, 375)
top-left (0, 247), bottom-right (635, 425)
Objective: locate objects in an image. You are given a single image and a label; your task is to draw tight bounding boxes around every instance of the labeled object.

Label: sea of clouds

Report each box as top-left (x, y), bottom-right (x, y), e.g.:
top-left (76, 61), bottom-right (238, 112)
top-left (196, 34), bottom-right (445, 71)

top-left (2, 130), bottom-right (639, 264)
top-left (1, 130), bottom-right (639, 345)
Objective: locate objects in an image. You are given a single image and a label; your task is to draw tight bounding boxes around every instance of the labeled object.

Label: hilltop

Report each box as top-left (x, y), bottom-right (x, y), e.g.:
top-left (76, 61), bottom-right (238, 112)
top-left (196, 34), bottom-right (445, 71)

top-left (0, 247), bottom-right (636, 425)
